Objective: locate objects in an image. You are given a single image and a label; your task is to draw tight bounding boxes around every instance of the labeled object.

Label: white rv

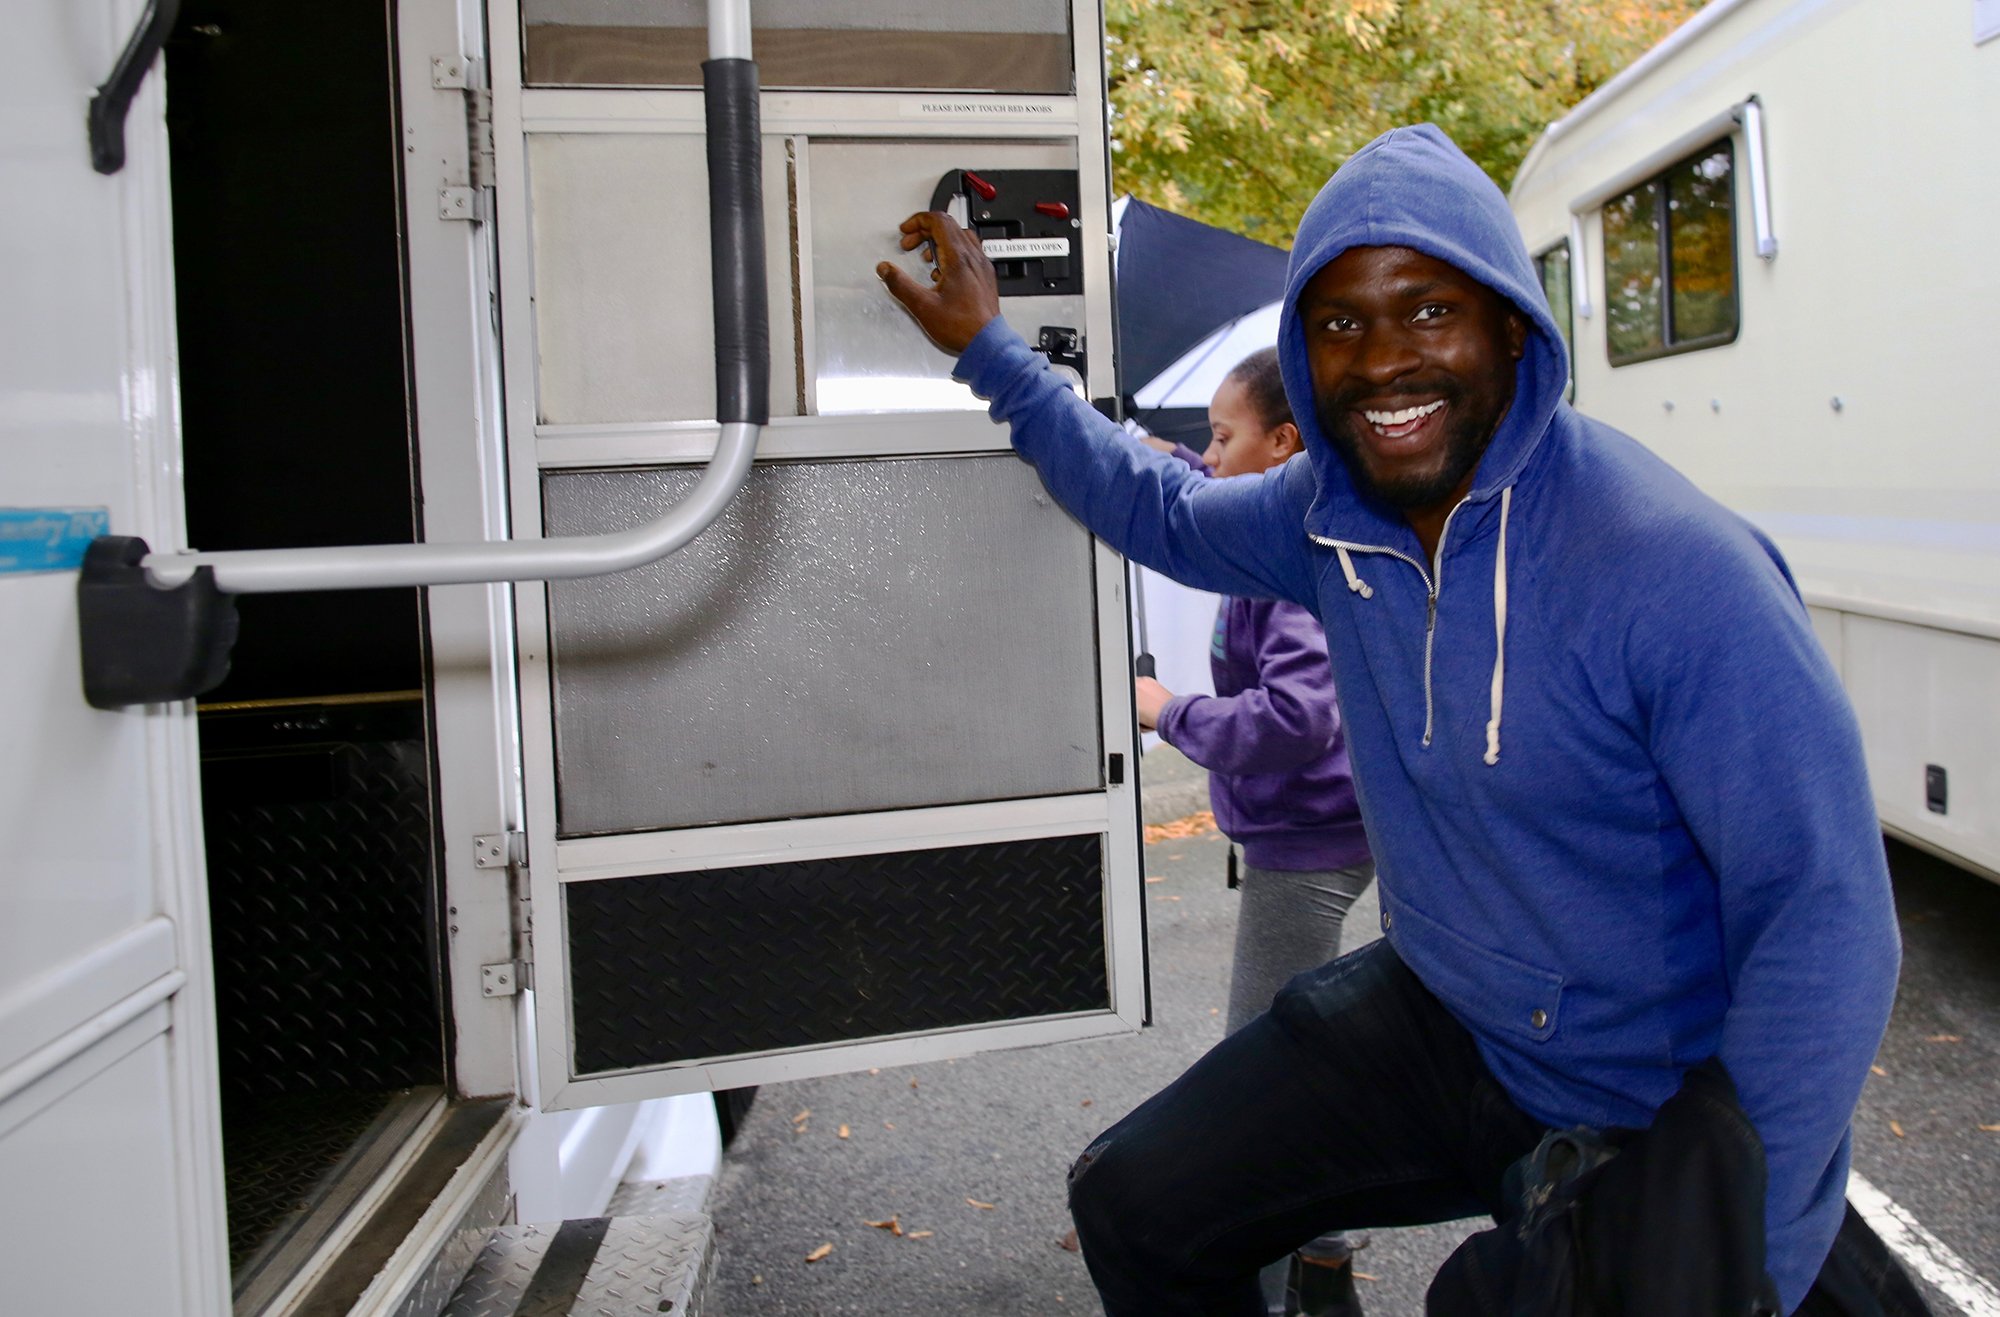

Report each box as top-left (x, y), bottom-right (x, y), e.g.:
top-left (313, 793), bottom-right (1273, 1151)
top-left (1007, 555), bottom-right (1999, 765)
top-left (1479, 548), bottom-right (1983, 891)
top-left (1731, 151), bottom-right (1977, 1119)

top-left (2, 2), bottom-right (1140, 1313)
top-left (1509, 0), bottom-right (2000, 883)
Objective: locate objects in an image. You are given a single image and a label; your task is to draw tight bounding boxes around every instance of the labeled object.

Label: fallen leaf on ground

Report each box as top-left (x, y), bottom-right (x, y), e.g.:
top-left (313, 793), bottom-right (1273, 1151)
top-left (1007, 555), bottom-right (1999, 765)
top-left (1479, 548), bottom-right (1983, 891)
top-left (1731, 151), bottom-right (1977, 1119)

top-left (884, 1121), bottom-right (896, 1130)
top-left (792, 1108), bottom-right (811, 1123)
top-left (967, 1197), bottom-right (996, 1210)
top-left (1144, 876), bottom-right (1165, 884)
top-left (1978, 1124), bottom-right (2000, 1133)
top-left (864, 1215), bottom-right (903, 1236)
top-left (907, 1230), bottom-right (934, 1239)
top-left (1209, 1008), bottom-right (1219, 1016)
top-left (868, 1068), bottom-right (880, 1075)
top-left (1080, 1099), bottom-right (1093, 1108)
top-left (1143, 811), bottom-right (1217, 844)
top-left (1167, 853), bottom-right (1183, 860)
top-left (805, 1243), bottom-right (833, 1263)
top-left (1057, 1228), bottom-right (1080, 1252)
top-left (838, 1124), bottom-right (851, 1139)
top-left (1355, 1272), bottom-right (1381, 1282)
top-left (1926, 1034), bottom-right (1963, 1043)
top-left (1889, 1120), bottom-right (1906, 1138)
top-left (751, 1274), bottom-right (763, 1286)
top-left (1870, 1065), bottom-right (1887, 1077)
top-left (910, 1079), bottom-right (920, 1090)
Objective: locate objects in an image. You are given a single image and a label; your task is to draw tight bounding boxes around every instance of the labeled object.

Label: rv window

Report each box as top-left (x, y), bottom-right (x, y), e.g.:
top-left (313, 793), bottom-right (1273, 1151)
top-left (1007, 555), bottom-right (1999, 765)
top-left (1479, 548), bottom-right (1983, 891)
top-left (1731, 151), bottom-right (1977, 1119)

top-left (520, 0), bottom-right (1074, 92)
top-left (1535, 241), bottom-right (1575, 400)
top-left (1603, 141), bottom-right (1739, 366)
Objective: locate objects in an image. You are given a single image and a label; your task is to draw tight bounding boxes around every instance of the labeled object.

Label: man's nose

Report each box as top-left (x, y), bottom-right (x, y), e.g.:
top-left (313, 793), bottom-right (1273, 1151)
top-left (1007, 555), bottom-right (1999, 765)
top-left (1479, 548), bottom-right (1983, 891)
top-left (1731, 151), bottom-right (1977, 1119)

top-left (1353, 323), bottom-right (1422, 384)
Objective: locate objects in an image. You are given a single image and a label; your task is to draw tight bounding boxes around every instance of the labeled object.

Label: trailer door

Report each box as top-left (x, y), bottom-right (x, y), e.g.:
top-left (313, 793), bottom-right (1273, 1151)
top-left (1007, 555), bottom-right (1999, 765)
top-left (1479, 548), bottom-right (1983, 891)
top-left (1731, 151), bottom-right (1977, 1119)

top-left (487, 0), bottom-right (1146, 1110)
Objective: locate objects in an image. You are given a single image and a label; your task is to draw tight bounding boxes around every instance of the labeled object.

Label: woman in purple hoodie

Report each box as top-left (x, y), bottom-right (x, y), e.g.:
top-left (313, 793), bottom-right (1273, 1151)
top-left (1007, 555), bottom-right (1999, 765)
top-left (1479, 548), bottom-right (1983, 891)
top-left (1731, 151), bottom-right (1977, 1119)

top-left (1137, 348), bottom-right (1375, 1317)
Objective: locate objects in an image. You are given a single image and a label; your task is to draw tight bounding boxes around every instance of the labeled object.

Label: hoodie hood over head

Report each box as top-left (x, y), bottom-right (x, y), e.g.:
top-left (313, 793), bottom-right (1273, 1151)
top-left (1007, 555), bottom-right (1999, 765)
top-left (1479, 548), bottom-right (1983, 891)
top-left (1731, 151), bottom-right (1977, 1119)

top-left (1278, 124), bottom-right (1571, 548)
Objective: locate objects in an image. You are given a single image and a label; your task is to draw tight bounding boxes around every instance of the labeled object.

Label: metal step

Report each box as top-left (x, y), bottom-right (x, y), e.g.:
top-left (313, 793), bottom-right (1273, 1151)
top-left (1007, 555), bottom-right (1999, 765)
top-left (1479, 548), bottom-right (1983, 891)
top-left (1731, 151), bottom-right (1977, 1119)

top-left (439, 1212), bottom-right (713, 1317)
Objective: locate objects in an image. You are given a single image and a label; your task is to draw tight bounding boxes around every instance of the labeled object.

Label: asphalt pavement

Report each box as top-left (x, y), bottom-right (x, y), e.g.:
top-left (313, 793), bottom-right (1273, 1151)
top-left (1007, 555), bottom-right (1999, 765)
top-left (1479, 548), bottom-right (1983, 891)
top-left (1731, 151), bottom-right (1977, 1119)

top-left (705, 749), bottom-right (2000, 1315)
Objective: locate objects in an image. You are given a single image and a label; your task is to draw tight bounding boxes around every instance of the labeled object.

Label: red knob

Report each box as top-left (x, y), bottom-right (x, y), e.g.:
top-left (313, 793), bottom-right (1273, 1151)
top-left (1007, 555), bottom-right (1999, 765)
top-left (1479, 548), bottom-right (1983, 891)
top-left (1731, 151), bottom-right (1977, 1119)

top-left (963, 170), bottom-right (999, 201)
top-left (1034, 201), bottom-right (1071, 220)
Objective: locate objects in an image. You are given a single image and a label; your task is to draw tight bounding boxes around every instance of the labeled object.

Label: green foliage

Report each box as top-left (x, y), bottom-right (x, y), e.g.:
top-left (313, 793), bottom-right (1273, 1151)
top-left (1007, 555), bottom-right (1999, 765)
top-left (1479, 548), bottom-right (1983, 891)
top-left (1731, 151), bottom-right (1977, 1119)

top-left (1106, 0), bottom-right (1708, 245)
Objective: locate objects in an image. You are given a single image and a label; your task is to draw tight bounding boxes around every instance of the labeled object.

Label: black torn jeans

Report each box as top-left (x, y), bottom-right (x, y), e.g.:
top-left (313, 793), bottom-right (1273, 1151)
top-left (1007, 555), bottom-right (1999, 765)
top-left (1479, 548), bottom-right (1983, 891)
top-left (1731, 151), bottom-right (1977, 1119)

top-left (1066, 939), bottom-right (1544, 1315)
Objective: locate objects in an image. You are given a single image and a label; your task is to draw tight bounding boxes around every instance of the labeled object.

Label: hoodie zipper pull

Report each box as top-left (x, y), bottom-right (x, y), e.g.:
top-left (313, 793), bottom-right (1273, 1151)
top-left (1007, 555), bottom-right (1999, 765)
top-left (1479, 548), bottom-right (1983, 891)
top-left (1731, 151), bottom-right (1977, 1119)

top-left (1422, 589), bottom-right (1439, 748)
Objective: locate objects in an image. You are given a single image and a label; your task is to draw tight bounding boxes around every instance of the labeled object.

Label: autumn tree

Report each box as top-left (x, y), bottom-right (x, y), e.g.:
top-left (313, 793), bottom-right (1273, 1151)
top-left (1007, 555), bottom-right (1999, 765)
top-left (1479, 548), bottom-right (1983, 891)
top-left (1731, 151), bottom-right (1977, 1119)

top-left (1107, 0), bottom-right (1707, 244)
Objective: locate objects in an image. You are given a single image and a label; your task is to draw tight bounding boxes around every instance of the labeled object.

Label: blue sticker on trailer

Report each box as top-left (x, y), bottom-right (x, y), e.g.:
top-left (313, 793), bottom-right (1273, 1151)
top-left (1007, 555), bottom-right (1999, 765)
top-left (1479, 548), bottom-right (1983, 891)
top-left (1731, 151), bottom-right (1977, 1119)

top-left (0, 508), bottom-right (111, 574)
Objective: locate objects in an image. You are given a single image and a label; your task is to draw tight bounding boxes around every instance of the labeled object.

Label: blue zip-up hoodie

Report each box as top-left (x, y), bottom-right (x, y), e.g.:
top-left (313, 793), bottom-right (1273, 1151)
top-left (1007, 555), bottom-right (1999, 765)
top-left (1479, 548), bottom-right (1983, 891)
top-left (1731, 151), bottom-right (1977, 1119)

top-left (954, 125), bottom-right (1899, 1310)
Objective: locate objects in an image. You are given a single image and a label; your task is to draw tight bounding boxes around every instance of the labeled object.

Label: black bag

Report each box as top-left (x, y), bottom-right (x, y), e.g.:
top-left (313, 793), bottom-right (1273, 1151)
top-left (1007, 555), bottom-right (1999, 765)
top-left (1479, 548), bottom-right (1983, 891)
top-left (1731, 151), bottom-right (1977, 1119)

top-left (1428, 1058), bottom-right (1784, 1316)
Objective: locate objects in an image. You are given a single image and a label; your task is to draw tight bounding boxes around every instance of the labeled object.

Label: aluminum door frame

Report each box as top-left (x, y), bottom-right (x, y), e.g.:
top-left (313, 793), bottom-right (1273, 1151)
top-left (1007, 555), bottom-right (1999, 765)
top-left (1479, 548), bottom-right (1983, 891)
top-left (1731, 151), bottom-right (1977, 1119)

top-left (484, 0), bottom-right (1143, 1111)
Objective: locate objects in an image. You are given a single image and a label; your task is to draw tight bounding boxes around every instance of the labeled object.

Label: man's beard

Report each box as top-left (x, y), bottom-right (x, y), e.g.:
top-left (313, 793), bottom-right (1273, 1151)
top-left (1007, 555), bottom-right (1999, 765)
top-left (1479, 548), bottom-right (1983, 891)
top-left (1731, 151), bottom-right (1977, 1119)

top-left (1315, 379), bottom-right (1506, 510)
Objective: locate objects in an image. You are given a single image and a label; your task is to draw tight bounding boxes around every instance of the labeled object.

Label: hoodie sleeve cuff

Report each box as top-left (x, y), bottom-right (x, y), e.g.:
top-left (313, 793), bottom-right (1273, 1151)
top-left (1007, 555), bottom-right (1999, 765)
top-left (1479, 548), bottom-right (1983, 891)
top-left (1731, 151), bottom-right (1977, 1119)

top-left (952, 316), bottom-right (1039, 398)
top-left (1154, 694), bottom-right (1197, 753)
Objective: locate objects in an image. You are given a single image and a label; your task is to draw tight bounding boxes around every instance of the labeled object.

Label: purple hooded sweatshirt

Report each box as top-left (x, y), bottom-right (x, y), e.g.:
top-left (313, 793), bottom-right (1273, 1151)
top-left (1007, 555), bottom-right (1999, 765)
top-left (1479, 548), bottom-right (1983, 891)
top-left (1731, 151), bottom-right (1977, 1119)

top-left (1153, 447), bottom-right (1370, 873)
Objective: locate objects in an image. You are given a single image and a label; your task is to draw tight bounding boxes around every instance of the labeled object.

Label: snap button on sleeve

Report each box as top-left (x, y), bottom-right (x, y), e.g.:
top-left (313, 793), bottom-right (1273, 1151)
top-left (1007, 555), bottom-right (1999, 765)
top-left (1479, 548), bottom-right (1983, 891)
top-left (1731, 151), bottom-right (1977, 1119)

top-left (1530, 1008), bottom-right (1548, 1030)
top-left (1382, 910), bottom-right (1393, 931)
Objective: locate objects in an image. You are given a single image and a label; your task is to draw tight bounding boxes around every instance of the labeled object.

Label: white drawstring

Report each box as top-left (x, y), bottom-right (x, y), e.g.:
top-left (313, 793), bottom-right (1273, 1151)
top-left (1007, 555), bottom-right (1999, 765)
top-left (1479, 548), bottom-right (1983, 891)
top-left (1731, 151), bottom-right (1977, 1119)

top-left (1335, 545), bottom-right (1374, 598)
top-left (1483, 486), bottom-right (1511, 766)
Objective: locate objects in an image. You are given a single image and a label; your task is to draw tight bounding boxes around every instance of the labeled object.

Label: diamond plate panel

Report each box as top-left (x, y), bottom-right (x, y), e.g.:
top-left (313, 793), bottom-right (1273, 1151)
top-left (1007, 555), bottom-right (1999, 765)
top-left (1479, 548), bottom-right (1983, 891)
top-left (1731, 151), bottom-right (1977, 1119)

top-left (604, 1176), bottom-right (711, 1219)
top-left (564, 834), bottom-right (1108, 1076)
top-left (392, 1160), bottom-right (515, 1317)
top-left (200, 700), bottom-right (442, 1098)
top-left (224, 1088), bottom-right (400, 1269)
top-left (442, 1214), bottom-right (713, 1317)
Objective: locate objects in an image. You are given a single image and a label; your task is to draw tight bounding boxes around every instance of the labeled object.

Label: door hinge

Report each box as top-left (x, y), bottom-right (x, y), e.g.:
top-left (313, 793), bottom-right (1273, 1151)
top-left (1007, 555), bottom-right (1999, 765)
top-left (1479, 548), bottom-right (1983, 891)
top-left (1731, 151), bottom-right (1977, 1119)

top-left (474, 831), bottom-right (532, 996)
top-left (432, 55), bottom-right (495, 217)
top-left (472, 830), bottom-right (526, 872)
top-left (481, 959), bottom-right (532, 998)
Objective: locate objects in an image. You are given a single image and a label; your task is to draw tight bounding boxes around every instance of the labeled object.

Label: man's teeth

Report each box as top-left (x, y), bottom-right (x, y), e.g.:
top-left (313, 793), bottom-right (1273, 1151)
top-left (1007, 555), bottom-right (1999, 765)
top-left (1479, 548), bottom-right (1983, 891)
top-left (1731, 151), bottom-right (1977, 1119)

top-left (1363, 401), bottom-right (1445, 427)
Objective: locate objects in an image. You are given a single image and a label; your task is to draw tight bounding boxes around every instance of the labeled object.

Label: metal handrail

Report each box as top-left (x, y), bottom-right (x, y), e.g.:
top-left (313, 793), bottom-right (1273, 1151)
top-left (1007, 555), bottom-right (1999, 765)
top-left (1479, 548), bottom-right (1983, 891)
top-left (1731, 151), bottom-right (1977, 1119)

top-left (141, 0), bottom-right (764, 595)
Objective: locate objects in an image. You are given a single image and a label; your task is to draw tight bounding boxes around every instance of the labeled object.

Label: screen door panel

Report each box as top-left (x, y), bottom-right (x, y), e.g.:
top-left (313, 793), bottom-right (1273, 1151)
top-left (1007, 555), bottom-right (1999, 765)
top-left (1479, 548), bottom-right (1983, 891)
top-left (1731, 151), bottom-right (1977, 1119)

top-left (542, 455), bottom-right (1103, 837)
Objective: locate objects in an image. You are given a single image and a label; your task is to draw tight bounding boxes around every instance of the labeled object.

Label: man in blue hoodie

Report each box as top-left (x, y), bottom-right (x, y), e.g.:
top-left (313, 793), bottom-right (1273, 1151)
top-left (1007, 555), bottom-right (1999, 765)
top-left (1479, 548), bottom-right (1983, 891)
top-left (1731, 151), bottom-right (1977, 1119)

top-left (877, 125), bottom-right (1900, 1315)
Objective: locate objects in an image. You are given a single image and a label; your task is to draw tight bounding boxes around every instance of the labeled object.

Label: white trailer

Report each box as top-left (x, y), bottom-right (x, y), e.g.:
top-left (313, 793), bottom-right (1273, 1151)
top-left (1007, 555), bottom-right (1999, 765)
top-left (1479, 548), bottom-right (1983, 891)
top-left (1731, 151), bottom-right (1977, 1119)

top-left (2, 2), bottom-right (1140, 1313)
top-left (1509, 0), bottom-right (2000, 882)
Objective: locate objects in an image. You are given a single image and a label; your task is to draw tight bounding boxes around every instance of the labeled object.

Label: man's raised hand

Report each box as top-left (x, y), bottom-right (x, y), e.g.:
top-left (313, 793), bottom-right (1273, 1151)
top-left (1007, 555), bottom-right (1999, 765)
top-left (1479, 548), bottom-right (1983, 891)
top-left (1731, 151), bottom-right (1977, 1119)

top-left (876, 211), bottom-right (1002, 356)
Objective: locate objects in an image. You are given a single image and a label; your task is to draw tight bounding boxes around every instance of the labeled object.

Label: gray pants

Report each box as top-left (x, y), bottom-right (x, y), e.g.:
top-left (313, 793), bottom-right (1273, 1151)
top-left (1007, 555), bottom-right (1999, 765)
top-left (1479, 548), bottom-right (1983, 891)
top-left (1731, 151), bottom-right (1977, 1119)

top-left (1227, 859), bottom-right (1377, 1313)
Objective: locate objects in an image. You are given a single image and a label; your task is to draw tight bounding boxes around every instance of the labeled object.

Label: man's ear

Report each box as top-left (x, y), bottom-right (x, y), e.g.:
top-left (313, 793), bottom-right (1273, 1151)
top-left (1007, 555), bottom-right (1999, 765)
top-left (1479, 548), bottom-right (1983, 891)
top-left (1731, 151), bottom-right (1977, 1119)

top-left (1507, 312), bottom-right (1529, 361)
top-left (1272, 421), bottom-right (1304, 459)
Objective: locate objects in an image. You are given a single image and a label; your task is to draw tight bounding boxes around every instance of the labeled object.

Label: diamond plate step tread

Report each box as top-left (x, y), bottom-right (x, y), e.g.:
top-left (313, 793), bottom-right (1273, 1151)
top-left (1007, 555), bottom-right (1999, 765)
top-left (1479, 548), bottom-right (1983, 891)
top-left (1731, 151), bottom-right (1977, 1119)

top-left (604, 1175), bottom-right (711, 1219)
top-left (441, 1212), bottom-right (712, 1317)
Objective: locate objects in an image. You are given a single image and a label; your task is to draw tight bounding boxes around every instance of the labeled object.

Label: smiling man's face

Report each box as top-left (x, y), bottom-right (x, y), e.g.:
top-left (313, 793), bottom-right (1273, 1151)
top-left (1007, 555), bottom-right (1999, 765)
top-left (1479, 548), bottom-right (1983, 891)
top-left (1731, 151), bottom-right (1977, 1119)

top-left (1299, 245), bottom-right (1527, 521)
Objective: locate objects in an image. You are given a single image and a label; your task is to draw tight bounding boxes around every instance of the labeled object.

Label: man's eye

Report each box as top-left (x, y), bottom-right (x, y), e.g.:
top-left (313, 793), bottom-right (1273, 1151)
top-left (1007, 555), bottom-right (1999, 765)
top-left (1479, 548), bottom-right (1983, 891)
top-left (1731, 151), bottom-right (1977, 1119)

top-left (1321, 316), bottom-right (1359, 333)
top-left (1413, 303), bottom-right (1451, 321)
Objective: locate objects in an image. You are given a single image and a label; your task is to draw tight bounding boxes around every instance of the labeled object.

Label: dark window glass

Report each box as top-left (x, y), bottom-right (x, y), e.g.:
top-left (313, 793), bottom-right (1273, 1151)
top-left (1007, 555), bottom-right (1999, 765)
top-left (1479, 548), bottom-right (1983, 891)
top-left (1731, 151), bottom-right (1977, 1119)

top-left (1668, 147), bottom-right (1738, 342)
top-left (1603, 140), bottom-right (1738, 366)
top-left (1536, 241), bottom-right (1575, 401)
top-left (1604, 180), bottom-right (1664, 361)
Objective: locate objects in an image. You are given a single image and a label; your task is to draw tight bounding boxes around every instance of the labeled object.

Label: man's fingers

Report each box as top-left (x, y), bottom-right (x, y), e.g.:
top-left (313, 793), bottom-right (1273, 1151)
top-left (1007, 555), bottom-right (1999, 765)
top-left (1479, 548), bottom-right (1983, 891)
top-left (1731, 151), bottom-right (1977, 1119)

top-left (875, 260), bottom-right (934, 313)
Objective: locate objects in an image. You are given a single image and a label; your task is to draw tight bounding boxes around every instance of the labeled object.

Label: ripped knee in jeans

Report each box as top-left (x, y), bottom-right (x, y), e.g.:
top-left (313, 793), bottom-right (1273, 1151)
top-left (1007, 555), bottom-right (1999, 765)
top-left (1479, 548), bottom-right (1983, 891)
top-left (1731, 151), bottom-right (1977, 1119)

top-left (1067, 1130), bottom-right (1116, 1199)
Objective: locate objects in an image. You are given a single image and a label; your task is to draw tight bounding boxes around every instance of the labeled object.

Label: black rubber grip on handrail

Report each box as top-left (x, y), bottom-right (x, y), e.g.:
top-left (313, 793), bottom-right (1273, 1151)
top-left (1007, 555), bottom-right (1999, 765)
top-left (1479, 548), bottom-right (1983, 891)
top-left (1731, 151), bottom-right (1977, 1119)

top-left (88, 0), bottom-right (182, 175)
top-left (702, 58), bottom-right (770, 426)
